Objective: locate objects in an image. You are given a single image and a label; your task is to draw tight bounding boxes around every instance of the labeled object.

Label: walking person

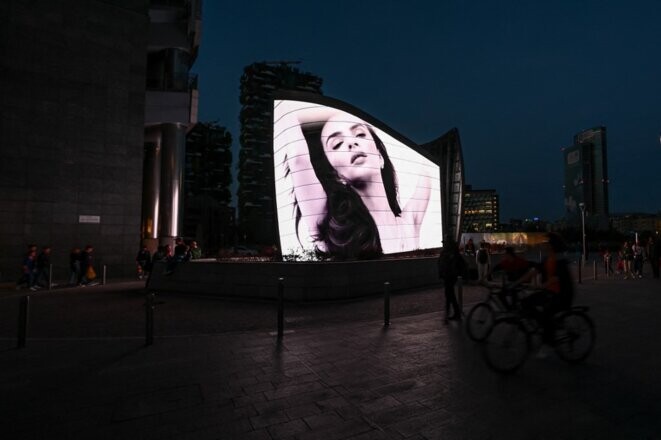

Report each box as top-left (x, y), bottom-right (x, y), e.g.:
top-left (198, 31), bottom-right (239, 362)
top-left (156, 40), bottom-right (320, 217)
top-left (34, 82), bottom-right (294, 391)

top-left (438, 237), bottom-right (467, 323)
top-left (189, 241), bottom-right (202, 260)
top-left (68, 247), bottom-right (82, 286)
top-left (136, 244), bottom-right (151, 280)
top-left (646, 236), bottom-right (660, 279)
top-left (16, 248), bottom-right (37, 290)
top-left (622, 241), bottom-right (634, 279)
top-left (476, 241), bottom-right (491, 284)
top-left (632, 240), bottom-right (645, 278)
top-left (34, 246), bottom-right (54, 288)
top-left (79, 245), bottom-right (97, 286)
top-left (603, 248), bottom-right (614, 277)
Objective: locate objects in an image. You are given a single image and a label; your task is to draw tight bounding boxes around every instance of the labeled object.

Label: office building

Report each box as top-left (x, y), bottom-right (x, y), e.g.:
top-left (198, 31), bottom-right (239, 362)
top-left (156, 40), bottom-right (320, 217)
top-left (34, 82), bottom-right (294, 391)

top-left (237, 62), bottom-right (323, 245)
top-left (462, 185), bottom-right (499, 232)
top-left (563, 126), bottom-right (609, 229)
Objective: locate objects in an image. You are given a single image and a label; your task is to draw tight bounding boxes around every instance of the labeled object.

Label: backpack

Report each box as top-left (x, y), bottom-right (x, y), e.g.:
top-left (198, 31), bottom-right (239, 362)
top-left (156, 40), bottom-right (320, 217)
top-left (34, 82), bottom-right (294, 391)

top-left (477, 249), bottom-right (488, 264)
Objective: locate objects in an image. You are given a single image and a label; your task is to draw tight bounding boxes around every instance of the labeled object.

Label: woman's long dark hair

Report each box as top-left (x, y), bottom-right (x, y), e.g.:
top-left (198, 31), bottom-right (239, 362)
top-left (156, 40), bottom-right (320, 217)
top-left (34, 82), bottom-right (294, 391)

top-left (299, 121), bottom-right (401, 260)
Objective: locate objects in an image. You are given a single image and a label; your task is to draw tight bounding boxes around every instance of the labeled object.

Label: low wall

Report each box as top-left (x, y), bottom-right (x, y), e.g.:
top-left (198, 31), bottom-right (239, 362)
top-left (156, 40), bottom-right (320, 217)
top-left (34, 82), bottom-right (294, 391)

top-left (147, 257), bottom-right (443, 301)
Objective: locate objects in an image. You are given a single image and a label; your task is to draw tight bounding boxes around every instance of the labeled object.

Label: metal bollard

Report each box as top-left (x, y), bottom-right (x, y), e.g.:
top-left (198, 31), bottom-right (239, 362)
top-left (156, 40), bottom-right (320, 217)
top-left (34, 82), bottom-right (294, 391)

top-left (593, 261), bottom-right (597, 280)
top-left (457, 276), bottom-right (464, 316)
top-left (277, 277), bottom-right (284, 339)
top-left (538, 250), bottom-right (542, 263)
top-left (102, 265), bottom-right (107, 285)
top-left (145, 293), bottom-right (154, 346)
top-left (48, 264), bottom-right (53, 290)
top-left (577, 260), bottom-right (582, 284)
top-left (384, 281), bottom-right (390, 326)
top-left (18, 296), bottom-right (30, 349)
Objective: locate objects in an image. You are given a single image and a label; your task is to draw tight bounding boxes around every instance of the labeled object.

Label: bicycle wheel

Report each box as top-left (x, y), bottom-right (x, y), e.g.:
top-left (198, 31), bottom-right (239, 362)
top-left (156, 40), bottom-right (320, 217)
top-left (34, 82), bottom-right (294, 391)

top-left (553, 311), bottom-right (595, 363)
top-left (482, 318), bottom-right (530, 373)
top-left (466, 302), bottom-right (496, 342)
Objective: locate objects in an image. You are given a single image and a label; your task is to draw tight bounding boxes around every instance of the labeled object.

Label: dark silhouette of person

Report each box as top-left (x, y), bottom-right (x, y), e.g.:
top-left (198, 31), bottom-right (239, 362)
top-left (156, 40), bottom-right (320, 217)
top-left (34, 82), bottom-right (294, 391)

top-left (437, 237), bottom-right (467, 322)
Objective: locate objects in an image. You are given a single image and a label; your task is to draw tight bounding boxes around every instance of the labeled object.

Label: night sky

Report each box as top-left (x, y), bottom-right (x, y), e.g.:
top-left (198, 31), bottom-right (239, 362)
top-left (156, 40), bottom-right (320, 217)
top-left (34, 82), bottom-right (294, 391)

top-left (194, 0), bottom-right (661, 222)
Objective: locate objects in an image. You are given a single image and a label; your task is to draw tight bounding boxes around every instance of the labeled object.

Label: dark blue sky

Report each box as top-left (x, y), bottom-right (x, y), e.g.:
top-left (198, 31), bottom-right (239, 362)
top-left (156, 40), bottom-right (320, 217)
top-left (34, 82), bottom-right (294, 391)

top-left (194, 0), bottom-right (661, 222)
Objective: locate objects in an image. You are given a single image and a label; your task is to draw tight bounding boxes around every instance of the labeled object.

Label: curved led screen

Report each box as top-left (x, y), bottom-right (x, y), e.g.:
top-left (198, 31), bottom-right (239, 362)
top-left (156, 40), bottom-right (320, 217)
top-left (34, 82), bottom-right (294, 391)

top-left (274, 98), bottom-right (443, 259)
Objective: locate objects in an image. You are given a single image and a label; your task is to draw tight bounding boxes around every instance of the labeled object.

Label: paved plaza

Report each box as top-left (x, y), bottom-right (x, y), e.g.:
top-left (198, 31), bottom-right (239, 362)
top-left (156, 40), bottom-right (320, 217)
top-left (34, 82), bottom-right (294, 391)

top-left (1, 274), bottom-right (660, 439)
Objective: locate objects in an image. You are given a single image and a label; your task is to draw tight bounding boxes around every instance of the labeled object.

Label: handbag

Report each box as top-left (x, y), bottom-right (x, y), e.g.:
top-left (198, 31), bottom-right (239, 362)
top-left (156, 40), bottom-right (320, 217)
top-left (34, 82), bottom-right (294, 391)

top-left (86, 266), bottom-right (97, 281)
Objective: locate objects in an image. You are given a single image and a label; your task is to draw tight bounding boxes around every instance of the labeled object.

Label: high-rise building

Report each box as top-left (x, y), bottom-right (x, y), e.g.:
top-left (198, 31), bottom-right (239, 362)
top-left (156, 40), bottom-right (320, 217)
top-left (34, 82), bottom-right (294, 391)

top-left (142, 0), bottom-right (201, 250)
top-left (462, 185), bottom-right (499, 232)
top-left (0, 1), bottom-right (150, 280)
top-left (237, 62), bottom-right (323, 245)
top-left (563, 126), bottom-right (609, 229)
top-left (183, 122), bottom-right (234, 253)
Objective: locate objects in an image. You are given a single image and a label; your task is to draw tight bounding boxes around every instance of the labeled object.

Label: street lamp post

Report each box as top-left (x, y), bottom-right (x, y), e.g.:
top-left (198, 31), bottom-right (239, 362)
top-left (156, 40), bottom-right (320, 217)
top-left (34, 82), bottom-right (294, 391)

top-left (579, 202), bottom-right (586, 266)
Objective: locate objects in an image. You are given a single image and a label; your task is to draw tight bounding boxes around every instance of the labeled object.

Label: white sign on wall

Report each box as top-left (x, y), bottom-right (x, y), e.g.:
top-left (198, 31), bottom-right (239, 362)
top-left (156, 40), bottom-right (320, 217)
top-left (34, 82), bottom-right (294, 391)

top-left (79, 215), bottom-right (101, 224)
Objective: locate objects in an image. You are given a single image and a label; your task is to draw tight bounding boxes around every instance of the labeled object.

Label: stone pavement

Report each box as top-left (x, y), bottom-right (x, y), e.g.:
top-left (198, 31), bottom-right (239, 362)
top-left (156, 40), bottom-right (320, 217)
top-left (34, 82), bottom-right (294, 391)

top-left (1, 276), bottom-right (660, 439)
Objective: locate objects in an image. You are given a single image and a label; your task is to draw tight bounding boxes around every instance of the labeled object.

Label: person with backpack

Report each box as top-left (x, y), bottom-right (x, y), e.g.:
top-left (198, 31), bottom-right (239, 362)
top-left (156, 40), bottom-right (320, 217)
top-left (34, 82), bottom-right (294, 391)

top-left (438, 237), bottom-right (467, 322)
top-left (476, 241), bottom-right (491, 284)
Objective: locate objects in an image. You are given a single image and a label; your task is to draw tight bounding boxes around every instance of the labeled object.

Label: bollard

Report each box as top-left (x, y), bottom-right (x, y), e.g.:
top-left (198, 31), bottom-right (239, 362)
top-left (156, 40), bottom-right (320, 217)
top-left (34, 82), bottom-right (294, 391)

top-left (538, 250), bottom-right (542, 263)
top-left (48, 264), bottom-right (53, 290)
top-left (593, 260), bottom-right (597, 280)
top-left (277, 277), bottom-right (284, 339)
top-left (102, 265), bottom-right (107, 285)
top-left (145, 293), bottom-right (154, 346)
top-left (384, 281), bottom-right (391, 326)
top-left (457, 276), bottom-right (464, 316)
top-left (18, 296), bottom-right (29, 349)
top-left (577, 260), bottom-right (582, 284)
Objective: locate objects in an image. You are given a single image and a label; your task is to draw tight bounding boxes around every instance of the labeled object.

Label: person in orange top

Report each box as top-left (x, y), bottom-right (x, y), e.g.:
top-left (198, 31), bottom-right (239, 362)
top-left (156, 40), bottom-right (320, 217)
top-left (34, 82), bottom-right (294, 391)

top-left (516, 233), bottom-right (574, 343)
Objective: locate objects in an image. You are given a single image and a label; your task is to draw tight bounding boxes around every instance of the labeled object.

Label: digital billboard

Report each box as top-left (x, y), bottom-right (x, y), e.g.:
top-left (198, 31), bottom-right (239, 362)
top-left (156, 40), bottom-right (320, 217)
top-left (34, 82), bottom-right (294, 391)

top-left (273, 97), bottom-right (443, 259)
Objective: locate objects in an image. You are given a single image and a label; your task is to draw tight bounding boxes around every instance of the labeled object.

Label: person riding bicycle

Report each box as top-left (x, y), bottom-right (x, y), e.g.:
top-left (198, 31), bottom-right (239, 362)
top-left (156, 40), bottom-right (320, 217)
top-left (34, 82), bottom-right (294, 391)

top-left (489, 246), bottom-right (535, 309)
top-left (514, 233), bottom-right (575, 343)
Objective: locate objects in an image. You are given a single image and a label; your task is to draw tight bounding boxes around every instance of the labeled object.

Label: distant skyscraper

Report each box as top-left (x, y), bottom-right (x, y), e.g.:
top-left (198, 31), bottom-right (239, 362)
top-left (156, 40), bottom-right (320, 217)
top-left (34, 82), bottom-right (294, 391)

top-left (461, 185), bottom-right (500, 232)
top-left (237, 62), bottom-right (323, 245)
top-left (183, 122), bottom-right (234, 252)
top-left (563, 126), bottom-right (609, 228)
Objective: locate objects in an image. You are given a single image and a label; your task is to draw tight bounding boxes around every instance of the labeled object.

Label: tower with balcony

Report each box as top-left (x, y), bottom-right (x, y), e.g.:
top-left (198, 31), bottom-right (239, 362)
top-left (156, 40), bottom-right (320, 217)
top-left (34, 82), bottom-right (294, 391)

top-left (142, 0), bottom-right (201, 249)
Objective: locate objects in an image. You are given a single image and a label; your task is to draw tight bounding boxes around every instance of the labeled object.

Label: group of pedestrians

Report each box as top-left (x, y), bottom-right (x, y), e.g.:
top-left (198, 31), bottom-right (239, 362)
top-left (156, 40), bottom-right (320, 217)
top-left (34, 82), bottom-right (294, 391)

top-left (16, 244), bottom-right (97, 290)
top-left (136, 238), bottom-right (202, 279)
top-left (606, 236), bottom-right (660, 280)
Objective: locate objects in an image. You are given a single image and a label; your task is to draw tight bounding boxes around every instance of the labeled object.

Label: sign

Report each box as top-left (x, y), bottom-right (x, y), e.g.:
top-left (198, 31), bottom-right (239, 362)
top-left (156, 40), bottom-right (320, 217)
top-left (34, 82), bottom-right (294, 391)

top-left (79, 215), bottom-right (101, 224)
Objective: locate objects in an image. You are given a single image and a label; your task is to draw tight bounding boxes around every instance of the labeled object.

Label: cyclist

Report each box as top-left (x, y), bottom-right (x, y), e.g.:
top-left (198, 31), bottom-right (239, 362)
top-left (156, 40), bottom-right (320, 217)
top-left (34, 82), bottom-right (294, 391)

top-left (490, 246), bottom-right (535, 309)
top-left (514, 233), bottom-right (575, 344)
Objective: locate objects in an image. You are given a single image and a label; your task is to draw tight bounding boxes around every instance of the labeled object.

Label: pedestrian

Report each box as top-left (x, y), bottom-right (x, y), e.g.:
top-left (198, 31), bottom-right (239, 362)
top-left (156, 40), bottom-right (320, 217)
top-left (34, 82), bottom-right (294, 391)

top-left (79, 245), bottom-right (97, 286)
top-left (438, 237), bottom-right (467, 322)
top-left (464, 238), bottom-right (476, 257)
top-left (603, 248), bottom-right (614, 277)
top-left (622, 241), bottom-right (634, 279)
top-left (476, 241), bottom-right (491, 284)
top-left (16, 248), bottom-right (37, 290)
top-left (646, 236), bottom-right (660, 279)
top-left (189, 241), bottom-right (202, 260)
top-left (136, 244), bottom-right (151, 280)
top-left (632, 240), bottom-right (644, 278)
top-left (68, 247), bottom-right (82, 286)
top-left (34, 246), bottom-right (53, 288)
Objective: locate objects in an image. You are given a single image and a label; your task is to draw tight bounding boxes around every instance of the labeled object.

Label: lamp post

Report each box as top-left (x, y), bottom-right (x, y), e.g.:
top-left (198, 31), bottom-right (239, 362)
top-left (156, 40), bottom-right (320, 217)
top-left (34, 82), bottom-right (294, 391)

top-left (579, 202), bottom-right (586, 266)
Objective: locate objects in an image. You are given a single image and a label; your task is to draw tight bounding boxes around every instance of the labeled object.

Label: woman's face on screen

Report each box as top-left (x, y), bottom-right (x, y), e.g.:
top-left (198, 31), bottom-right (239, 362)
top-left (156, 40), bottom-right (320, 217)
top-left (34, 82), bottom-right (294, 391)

top-left (320, 114), bottom-right (382, 184)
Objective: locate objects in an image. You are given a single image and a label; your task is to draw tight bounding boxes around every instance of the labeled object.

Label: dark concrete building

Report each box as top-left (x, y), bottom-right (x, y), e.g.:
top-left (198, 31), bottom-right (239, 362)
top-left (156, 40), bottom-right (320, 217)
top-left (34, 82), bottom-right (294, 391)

top-left (563, 126), bottom-right (610, 229)
top-left (461, 185), bottom-right (499, 232)
top-left (0, 1), bottom-right (150, 280)
top-left (237, 62), bottom-right (323, 245)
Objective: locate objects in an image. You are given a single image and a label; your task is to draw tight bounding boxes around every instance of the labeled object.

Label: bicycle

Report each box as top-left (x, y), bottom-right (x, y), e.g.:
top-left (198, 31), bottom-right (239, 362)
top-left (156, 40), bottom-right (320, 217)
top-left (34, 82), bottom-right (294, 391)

top-left (482, 301), bottom-right (596, 373)
top-left (465, 282), bottom-right (524, 342)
